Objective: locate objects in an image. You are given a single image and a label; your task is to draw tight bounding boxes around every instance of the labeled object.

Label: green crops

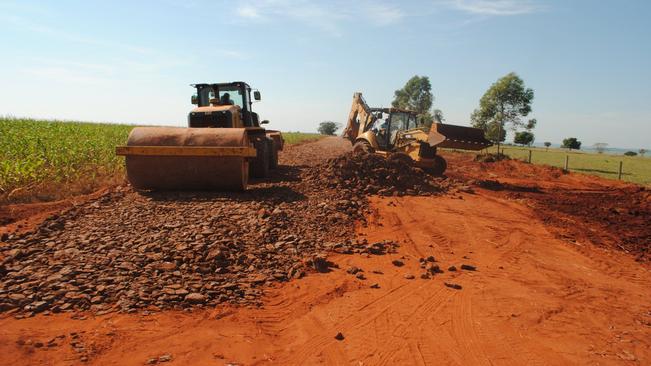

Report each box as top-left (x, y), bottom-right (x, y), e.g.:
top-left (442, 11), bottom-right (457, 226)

top-left (0, 117), bottom-right (134, 198)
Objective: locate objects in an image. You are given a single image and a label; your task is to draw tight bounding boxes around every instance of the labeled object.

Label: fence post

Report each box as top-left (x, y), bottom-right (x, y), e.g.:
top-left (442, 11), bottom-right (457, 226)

top-left (618, 161), bottom-right (623, 180)
top-left (564, 155), bottom-right (569, 171)
top-left (528, 149), bottom-right (532, 163)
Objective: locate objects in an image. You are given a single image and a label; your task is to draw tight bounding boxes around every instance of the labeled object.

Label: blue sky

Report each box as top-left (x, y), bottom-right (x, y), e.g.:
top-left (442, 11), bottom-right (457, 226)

top-left (0, 0), bottom-right (649, 149)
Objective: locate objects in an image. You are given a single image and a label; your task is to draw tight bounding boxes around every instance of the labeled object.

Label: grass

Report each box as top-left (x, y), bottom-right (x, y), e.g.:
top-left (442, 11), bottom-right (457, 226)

top-left (481, 145), bottom-right (651, 186)
top-left (0, 118), bottom-right (322, 203)
top-left (282, 132), bottom-right (322, 145)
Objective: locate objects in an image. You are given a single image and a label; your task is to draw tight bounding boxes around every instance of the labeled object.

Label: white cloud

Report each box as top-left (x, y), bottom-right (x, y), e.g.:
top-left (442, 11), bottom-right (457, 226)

top-left (237, 4), bottom-right (262, 19)
top-left (364, 3), bottom-right (405, 26)
top-left (234, 0), bottom-right (406, 36)
top-left (450, 0), bottom-right (541, 16)
top-left (234, 0), bottom-right (346, 36)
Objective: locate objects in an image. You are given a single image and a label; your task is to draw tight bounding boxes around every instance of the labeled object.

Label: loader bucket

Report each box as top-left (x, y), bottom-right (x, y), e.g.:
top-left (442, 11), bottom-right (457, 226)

top-left (116, 127), bottom-right (257, 191)
top-left (427, 123), bottom-right (493, 151)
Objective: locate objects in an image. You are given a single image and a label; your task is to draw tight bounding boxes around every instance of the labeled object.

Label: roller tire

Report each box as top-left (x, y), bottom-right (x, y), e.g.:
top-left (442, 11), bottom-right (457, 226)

top-left (269, 138), bottom-right (279, 169)
top-left (250, 139), bottom-right (270, 178)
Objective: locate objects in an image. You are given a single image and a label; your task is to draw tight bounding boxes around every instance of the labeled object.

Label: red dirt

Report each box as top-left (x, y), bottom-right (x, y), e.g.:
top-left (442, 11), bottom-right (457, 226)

top-left (0, 188), bottom-right (112, 238)
top-left (445, 152), bottom-right (651, 261)
top-left (1, 141), bottom-right (650, 365)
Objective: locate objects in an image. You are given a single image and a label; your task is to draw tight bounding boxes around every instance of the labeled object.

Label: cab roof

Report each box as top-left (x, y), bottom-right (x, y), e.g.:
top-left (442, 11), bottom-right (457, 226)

top-left (191, 81), bottom-right (251, 89)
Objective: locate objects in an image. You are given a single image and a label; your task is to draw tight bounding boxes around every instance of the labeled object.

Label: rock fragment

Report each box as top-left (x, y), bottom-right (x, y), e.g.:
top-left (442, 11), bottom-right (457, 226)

top-left (391, 259), bottom-right (404, 267)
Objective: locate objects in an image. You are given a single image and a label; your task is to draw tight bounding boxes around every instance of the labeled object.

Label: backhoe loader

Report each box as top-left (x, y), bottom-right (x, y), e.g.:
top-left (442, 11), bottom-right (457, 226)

top-left (343, 92), bottom-right (491, 174)
top-left (116, 81), bottom-right (283, 190)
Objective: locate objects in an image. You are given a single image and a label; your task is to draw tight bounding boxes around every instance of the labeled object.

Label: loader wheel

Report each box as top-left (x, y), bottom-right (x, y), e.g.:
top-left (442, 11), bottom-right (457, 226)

top-left (353, 141), bottom-right (374, 155)
top-left (250, 138), bottom-right (270, 178)
top-left (388, 152), bottom-right (413, 166)
top-left (269, 139), bottom-right (279, 169)
top-left (428, 155), bottom-right (447, 176)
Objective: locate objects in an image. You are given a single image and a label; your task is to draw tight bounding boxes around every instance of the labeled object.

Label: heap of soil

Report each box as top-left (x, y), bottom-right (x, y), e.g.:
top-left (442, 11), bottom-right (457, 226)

top-left (302, 152), bottom-right (460, 197)
top-left (474, 153), bottom-right (510, 163)
top-left (530, 186), bottom-right (651, 261)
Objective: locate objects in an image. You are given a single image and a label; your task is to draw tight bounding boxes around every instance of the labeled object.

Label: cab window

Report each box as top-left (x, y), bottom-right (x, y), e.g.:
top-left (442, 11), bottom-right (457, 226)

top-left (407, 114), bottom-right (418, 129)
top-left (389, 113), bottom-right (408, 144)
top-left (217, 88), bottom-right (244, 108)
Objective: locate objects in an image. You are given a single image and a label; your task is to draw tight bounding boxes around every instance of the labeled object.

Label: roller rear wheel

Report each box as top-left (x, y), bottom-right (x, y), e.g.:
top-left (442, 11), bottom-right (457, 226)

top-left (269, 139), bottom-right (279, 169)
top-left (250, 138), bottom-right (270, 178)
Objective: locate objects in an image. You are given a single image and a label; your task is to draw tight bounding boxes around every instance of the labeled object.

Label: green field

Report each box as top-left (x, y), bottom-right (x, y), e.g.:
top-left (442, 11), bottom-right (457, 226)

top-left (1, 118), bottom-right (134, 202)
top-left (281, 132), bottom-right (322, 145)
top-left (0, 117), bottom-right (321, 203)
top-left (482, 145), bottom-right (651, 186)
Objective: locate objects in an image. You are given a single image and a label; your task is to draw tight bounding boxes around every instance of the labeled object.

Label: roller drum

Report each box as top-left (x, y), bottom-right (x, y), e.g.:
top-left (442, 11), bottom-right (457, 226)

top-left (124, 127), bottom-right (250, 190)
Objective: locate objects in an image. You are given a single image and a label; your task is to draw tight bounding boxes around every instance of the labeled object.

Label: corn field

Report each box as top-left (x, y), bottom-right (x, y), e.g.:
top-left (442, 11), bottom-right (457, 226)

top-left (0, 117), bottom-right (134, 202)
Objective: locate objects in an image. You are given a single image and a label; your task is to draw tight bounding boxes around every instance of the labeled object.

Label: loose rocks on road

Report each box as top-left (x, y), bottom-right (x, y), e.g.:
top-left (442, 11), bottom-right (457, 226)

top-left (0, 137), bottom-right (456, 316)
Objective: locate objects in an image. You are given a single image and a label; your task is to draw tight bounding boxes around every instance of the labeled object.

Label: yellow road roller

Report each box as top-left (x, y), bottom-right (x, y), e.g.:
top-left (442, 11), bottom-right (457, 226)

top-left (116, 81), bottom-right (283, 190)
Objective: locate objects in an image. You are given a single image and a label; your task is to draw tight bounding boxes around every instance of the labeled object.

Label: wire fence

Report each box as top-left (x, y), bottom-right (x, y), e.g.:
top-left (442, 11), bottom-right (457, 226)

top-left (472, 145), bottom-right (651, 186)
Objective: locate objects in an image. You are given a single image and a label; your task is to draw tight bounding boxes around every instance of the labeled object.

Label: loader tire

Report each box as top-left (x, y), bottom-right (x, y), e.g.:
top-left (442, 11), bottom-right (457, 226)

top-left (269, 138), bottom-right (279, 169)
top-left (388, 152), bottom-right (413, 166)
top-left (251, 138), bottom-right (270, 178)
top-left (428, 155), bottom-right (447, 176)
top-left (353, 141), bottom-right (374, 155)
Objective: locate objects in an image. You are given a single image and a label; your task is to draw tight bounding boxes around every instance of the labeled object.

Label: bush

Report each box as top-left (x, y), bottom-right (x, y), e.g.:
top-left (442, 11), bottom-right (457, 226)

top-left (318, 121), bottom-right (340, 135)
top-left (562, 137), bottom-right (581, 150)
top-left (624, 151), bottom-right (638, 156)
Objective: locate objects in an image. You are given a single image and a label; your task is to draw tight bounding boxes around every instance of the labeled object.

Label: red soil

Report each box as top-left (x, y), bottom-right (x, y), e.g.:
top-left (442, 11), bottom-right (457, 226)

top-left (1, 144), bottom-right (650, 365)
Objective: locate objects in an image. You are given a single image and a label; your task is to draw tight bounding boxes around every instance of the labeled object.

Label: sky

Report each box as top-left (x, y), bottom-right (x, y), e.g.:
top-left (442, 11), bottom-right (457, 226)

top-left (0, 0), bottom-right (649, 149)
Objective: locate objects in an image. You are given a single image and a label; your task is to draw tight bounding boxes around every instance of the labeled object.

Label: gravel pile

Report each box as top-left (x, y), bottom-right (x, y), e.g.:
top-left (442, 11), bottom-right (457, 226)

top-left (303, 152), bottom-right (457, 197)
top-left (0, 182), bottom-right (378, 316)
top-left (0, 140), bottom-right (461, 316)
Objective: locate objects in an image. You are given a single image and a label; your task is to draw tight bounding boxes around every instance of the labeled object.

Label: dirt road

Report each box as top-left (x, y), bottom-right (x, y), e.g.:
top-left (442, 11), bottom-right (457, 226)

top-left (1, 137), bottom-right (650, 365)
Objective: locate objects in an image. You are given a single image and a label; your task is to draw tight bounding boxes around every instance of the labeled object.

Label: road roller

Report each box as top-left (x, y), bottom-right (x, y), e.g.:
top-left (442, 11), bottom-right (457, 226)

top-left (116, 81), bottom-right (284, 190)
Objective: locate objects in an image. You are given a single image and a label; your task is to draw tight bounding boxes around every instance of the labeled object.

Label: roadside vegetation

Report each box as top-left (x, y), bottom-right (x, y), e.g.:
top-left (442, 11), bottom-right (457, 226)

top-left (284, 132), bottom-right (322, 144)
top-left (1, 117), bottom-right (133, 203)
top-left (0, 117), bottom-right (321, 204)
top-left (317, 121), bottom-right (340, 136)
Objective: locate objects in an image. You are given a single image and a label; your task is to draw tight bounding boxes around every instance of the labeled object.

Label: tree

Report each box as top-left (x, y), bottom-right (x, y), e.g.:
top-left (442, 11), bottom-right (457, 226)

top-left (392, 75), bottom-right (434, 126)
top-left (562, 137), bottom-right (581, 150)
top-left (318, 121), bottom-right (340, 135)
top-left (544, 142), bottom-right (551, 150)
top-left (514, 131), bottom-right (534, 146)
top-left (639, 148), bottom-right (647, 157)
top-left (471, 72), bottom-right (535, 155)
top-left (624, 151), bottom-right (638, 156)
top-left (433, 109), bottom-right (445, 124)
top-left (593, 142), bottom-right (608, 154)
